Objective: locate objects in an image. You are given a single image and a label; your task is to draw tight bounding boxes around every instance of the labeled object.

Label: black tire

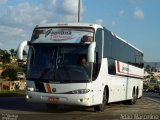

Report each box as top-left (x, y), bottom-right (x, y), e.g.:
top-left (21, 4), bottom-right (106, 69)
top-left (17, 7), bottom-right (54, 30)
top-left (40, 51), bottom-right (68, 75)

top-left (46, 103), bottom-right (58, 110)
top-left (126, 89), bottom-right (136, 105)
top-left (94, 88), bottom-right (107, 112)
top-left (136, 87), bottom-right (139, 99)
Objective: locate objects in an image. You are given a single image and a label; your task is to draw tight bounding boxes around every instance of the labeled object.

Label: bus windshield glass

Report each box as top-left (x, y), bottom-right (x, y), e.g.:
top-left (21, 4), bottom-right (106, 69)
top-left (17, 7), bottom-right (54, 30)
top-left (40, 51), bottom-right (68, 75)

top-left (27, 44), bottom-right (91, 83)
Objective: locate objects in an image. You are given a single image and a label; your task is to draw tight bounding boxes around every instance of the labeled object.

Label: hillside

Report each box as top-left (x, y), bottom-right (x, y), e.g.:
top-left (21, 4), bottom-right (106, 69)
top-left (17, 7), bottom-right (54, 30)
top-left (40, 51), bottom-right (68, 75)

top-left (144, 62), bottom-right (160, 68)
top-left (154, 73), bottom-right (160, 80)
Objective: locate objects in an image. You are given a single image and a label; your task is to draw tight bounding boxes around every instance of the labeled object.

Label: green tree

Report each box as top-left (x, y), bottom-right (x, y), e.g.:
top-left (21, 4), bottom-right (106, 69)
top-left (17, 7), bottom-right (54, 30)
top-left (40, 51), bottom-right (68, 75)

top-left (1, 67), bottom-right (17, 80)
top-left (0, 49), bottom-right (5, 55)
top-left (2, 53), bottom-right (11, 64)
top-left (10, 49), bottom-right (16, 57)
top-left (0, 49), bottom-right (11, 64)
top-left (1, 66), bottom-right (24, 81)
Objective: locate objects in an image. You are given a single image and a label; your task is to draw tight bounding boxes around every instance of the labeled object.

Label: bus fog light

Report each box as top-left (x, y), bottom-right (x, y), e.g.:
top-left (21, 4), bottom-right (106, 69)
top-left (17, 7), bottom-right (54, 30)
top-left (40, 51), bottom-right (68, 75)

top-left (26, 95), bottom-right (31, 100)
top-left (80, 98), bottom-right (89, 102)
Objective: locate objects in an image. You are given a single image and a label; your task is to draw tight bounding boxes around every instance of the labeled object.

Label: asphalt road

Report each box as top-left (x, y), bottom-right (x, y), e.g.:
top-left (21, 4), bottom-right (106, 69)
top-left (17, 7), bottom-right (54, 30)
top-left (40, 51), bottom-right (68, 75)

top-left (0, 93), bottom-right (160, 120)
top-left (143, 92), bottom-right (160, 103)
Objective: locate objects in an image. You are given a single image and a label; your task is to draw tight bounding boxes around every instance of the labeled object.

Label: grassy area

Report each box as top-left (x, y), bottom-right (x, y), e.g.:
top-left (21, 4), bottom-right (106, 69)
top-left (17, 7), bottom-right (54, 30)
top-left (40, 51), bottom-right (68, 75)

top-left (0, 90), bottom-right (25, 97)
top-left (0, 64), bottom-right (7, 67)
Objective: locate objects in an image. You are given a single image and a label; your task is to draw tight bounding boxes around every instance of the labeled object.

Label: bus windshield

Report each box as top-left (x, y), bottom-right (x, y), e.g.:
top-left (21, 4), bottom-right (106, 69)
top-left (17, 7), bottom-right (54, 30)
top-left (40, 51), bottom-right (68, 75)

top-left (27, 44), bottom-right (91, 83)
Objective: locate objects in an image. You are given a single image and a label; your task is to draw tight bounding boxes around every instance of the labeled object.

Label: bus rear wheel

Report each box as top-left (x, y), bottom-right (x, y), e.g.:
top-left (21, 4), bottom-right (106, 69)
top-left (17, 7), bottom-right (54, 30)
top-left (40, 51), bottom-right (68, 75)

top-left (94, 88), bottom-right (107, 112)
top-left (126, 89), bottom-right (136, 105)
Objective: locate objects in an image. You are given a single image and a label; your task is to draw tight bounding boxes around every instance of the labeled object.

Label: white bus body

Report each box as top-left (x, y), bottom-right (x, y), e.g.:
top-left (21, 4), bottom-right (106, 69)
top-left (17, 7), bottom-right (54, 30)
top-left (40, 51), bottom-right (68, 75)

top-left (17, 23), bottom-right (144, 111)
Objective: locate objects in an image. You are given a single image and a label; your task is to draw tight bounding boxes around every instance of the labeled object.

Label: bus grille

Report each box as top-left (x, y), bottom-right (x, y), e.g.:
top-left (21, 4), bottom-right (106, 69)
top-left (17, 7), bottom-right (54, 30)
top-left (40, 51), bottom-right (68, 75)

top-left (34, 82), bottom-right (46, 92)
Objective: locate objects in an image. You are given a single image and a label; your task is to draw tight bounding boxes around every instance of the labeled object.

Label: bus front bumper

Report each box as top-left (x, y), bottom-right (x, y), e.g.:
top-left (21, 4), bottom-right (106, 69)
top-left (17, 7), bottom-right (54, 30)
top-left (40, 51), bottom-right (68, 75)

top-left (26, 91), bottom-right (92, 106)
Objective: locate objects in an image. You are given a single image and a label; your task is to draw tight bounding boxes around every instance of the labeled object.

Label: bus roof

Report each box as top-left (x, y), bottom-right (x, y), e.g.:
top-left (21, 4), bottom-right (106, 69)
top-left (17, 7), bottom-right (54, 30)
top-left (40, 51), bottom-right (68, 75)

top-left (36, 23), bottom-right (103, 29)
top-left (111, 32), bottom-right (143, 53)
top-left (36, 23), bottom-right (143, 53)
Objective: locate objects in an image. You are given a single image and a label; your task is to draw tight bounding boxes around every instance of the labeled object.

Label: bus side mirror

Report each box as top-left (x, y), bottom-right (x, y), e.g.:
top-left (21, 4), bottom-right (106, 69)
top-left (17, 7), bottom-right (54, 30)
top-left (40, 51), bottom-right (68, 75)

top-left (88, 42), bottom-right (96, 63)
top-left (17, 40), bottom-right (29, 60)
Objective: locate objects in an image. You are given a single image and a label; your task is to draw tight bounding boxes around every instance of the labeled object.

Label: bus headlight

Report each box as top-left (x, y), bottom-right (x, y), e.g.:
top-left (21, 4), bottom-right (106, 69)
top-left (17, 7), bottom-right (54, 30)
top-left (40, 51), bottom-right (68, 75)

top-left (71, 89), bottom-right (90, 94)
top-left (26, 86), bottom-right (36, 92)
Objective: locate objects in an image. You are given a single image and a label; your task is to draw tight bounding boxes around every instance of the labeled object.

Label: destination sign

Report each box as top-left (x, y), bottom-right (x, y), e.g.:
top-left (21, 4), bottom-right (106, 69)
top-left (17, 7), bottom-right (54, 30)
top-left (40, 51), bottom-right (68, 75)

top-left (49, 29), bottom-right (73, 41)
top-left (31, 28), bottom-right (94, 43)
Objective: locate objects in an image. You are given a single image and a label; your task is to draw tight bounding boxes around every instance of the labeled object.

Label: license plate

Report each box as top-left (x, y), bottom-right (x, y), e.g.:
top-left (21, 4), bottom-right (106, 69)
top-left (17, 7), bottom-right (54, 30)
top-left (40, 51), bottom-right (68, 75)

top-left (48, 97), bottom-right (59, 103)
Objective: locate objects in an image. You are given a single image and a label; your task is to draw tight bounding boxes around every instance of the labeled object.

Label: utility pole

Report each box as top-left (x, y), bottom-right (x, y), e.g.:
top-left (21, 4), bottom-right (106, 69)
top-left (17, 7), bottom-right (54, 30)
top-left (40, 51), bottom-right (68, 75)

top-left (78, 0), bottom-right (80, 22)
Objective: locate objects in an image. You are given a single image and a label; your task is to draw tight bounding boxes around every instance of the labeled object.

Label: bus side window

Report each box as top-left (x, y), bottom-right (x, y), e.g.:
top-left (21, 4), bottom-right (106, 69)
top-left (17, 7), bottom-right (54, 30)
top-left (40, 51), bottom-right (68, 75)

top-left (96, 52), bottom-right (98, 72)
top-left (92, 52), bottom-right (99, 80)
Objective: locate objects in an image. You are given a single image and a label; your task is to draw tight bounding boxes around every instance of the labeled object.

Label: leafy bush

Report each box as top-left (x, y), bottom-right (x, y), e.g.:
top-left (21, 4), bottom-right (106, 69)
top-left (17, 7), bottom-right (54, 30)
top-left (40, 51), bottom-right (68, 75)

top-left (1, 66), bottom-right (24, 81)
top-left (1, 68), bottom-right (17, 80)
top-left (2, 53), bottom-right (11, 64)
top-left (0, 49), bottom-right (11, 64)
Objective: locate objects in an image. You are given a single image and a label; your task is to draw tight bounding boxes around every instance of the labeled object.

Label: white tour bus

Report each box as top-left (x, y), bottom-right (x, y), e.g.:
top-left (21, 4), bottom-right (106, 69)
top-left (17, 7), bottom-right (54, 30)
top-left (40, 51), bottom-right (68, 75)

top-left (17, 23), bottom-right (144, 111)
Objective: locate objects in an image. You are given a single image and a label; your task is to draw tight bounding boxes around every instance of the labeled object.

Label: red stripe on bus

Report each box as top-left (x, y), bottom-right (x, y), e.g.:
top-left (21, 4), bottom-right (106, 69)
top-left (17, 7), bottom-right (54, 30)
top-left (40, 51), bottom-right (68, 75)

top-left (117, 72), bottom-right (143, 78)
top-left (46, 83), bottom-right (52, 93)
top-left (116, 61), bottom-right (143, 78)
top-left (117, 61), bottom-right (120, 72)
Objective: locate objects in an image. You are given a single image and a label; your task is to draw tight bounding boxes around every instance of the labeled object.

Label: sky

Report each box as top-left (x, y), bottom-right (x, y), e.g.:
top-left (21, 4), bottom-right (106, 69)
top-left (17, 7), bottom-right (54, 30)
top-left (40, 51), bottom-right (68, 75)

top-left (0, 0), bottom-right (160, 62)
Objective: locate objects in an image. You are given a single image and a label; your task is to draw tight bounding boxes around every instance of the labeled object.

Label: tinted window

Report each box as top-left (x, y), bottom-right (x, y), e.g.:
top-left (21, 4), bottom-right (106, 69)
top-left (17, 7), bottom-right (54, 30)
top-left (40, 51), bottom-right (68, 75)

top-left (108, 58), bottom-right (116, 75)
top-left (93, 28), bottom-right (103, 80)
top-left (103, 28), bottom-right (112, 58)
top-left (95, 28), bottom-right (103, 59)
top-left (103, 27), bottom-right (143, 68)
top-left (27, 44), bottom-right (91, 82)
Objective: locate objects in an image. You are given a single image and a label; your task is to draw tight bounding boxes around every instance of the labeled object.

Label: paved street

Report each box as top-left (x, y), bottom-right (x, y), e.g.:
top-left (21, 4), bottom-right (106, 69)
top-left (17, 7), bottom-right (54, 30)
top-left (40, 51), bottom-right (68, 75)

top-left (0, 93), bottom-right (159, 120)
top-left (143, 92), bottom-right (160, 103)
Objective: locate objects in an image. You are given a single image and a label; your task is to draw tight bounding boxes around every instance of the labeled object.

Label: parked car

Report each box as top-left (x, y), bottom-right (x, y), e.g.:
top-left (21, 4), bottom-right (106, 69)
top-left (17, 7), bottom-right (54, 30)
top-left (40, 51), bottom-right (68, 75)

top-left (143, 88), bottom-right (148, 92)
